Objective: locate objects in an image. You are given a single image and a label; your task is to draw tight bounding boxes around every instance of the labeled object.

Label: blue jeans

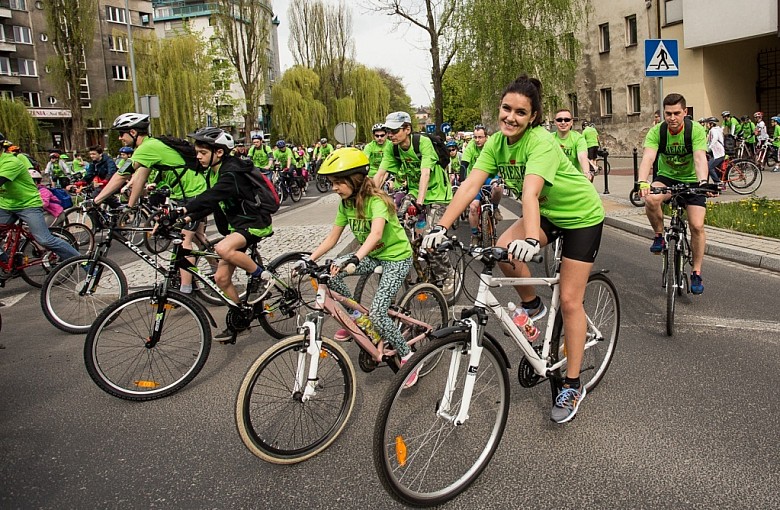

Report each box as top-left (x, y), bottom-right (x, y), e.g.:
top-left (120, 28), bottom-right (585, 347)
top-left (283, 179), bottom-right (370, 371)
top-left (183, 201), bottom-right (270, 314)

top-left (0, 207), bottom-right (80, 262)
top-left (708, 157), bottom-right (724, 183)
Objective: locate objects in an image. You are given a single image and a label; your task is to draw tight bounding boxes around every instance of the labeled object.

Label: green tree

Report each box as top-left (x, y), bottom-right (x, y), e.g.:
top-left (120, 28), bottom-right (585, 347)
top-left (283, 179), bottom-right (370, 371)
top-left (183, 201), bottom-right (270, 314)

top-left (213, 0), bottom-right (273, 136)
top-left (458, 0), bottom-right (581, 118)
top-left (441, 61), bottom-right (481, 131)
top-left (344, 65), bottom-right (390, 141)
top-left (90, 90), bottom-right (134, 155)
top-left (376, 69), bottom-right (413, 119)
top-left (44, 0), bottom-right (98, 150)
top-left (0, 99), bottom-right (41, 153)
top-left (270, 66), bottom-right (328, 144)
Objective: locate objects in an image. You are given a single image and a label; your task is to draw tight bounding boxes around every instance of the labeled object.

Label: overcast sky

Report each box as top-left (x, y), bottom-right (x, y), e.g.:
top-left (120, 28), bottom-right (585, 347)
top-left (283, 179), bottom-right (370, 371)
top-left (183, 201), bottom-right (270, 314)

top-left (271, 0), bottom-right (433, 107)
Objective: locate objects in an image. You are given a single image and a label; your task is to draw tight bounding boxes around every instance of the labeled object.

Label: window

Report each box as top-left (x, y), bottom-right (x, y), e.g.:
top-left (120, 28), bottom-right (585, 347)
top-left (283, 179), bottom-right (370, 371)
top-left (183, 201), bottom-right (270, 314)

top-left (9, 0), bottom-right (27, 10)
top-left (563, 32), bottom-right (576, 61)
top-left (567, 93), bottom-right (579, 120)
top-left (111, 65), bottom-right (130, 81)
top-left (0, 29), bottom-right (4, 43)
top-left (625, 15), bottom-right (637, 46)
top-left (17, 58), bottom-right (37, 76)
top-left (627, 84), bottom-right (641, 114)
top-left (22, 91), bottom-right (41, 107)
top-left (599, 23), bottom-right (610, 53)
top-left (108, 35), bottom-right (128, 52)
top-left (12, 26), bottom-right (32, 44)
top-left (665, 0), bottom-right (683, 24)
top-left (600, 88), bottom-right (613, 117)
top-left (0, 57), bottom-right (10, 75)
top-left (0, 90), bottom-right (13, 101)
top-left (106, 6), bottom-right (127, 23)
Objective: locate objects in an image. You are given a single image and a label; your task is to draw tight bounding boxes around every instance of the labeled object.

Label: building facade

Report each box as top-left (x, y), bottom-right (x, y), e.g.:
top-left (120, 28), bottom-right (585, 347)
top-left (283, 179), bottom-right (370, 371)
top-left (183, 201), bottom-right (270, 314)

top-left (574, 0), bottom-right (780, 155)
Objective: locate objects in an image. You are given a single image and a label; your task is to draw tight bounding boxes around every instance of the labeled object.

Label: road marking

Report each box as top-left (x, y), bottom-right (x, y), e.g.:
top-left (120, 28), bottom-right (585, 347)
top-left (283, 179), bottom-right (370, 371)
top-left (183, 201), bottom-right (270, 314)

top-left (1, 291), bottom-right (29, 307)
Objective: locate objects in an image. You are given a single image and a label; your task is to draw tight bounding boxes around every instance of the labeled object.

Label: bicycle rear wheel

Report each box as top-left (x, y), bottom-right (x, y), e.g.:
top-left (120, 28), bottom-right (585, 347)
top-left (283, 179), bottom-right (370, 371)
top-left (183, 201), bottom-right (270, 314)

top-left (235, 335), bottom-right (356, 464)
top-left (479, 208), bottom-right (496, 248)
top-left (40, 255), bottom-right (128, 334)
top-left (726, 160), bottom-right (762, 194)
top-left (256, 251), bottom-right (315, 339)
top-left (19, 228), bottom-right (77, 288)
top-left (549, 272), bottom-right (620, 393)
top-left (373, 333), bottom-right (510, 506)
top-left (118, 208), bottom-right (149, 246)
top-left (60, 222), bottom-right (96, 255)
top-left (665, 238), bottom-right (677, 336)
top-left (84, 289), bottom-right (211, 401)
top-left (316, 173), bottom-right (330, 193)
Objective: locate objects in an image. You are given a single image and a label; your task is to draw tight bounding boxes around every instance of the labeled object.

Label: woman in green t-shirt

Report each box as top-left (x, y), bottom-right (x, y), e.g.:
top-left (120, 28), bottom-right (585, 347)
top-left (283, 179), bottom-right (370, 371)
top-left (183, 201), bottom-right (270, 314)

top-left (306, 148), bottom-right (419, 385)
top-left (422, 74), bottom-right (605, 423)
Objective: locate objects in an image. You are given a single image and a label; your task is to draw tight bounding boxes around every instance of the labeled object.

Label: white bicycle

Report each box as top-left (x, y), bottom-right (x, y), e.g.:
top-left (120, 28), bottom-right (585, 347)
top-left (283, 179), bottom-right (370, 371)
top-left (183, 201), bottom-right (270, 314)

top-left (373, 239), bottom-right (620, 506)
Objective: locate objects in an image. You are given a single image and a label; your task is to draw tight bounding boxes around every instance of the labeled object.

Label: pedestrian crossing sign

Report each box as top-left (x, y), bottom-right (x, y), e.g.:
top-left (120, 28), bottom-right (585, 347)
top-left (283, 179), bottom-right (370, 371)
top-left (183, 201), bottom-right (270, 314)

top-left (645, 39), bottom-right (679, 77)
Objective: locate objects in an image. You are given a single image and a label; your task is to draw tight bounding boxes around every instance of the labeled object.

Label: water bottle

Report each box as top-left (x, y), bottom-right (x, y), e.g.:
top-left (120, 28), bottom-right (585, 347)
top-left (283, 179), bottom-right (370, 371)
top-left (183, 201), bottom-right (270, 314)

top-left (356, 314), bottom-right (382, 345)
top-left (415, 206), bottom-right (427, 230)
top-left (507, 302), bottom-right (539, 342)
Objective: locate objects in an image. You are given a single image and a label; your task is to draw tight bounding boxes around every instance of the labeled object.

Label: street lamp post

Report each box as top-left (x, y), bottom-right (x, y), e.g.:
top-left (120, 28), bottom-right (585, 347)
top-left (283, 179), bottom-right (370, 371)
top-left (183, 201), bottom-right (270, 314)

top-left (215, 96), bottom-right (221, 128)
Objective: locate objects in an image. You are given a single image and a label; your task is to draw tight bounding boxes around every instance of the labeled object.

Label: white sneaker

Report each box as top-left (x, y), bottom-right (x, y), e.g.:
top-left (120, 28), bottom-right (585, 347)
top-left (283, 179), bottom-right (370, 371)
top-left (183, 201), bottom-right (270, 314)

top-left (441, 268), bottom-right (456, 295)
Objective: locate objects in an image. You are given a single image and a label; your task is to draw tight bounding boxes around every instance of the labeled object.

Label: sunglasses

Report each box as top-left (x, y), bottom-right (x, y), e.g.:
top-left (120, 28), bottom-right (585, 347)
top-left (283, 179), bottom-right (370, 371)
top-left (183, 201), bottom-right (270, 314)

top-left (386, 127), bottom-right (402, 135)
top-left (374, 133), bottom-right (386, 138)
top-left (555, 117), bottom-right (572, 123)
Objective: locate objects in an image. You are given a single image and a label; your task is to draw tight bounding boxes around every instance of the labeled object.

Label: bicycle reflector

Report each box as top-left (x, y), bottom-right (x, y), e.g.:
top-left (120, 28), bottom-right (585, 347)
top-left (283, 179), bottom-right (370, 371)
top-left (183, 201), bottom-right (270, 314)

top-left (395, 435), bottom-right (408, 466)
top-left (415, 292), bottom-right (429, 302)
top-left (134, 380), bottom-right (160, 389)
top-left (320, 349), bottom-right (328, 359)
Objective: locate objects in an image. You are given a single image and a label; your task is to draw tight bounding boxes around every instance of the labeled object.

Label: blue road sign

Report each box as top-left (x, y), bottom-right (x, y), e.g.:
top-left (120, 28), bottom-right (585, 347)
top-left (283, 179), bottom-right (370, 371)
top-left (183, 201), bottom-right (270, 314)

top-left (441, 122), bottom-right (452, 134)
top-left (425, 124), bottom-right (436, 134)
top-left (645, 39), bottom-right (679, 77)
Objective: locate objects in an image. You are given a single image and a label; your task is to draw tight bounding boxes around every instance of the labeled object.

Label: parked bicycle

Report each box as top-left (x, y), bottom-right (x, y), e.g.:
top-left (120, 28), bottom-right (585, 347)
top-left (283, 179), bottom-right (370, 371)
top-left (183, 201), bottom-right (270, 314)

top-left (0, 222), bottom-right (77, 288)
top-left (82, 218), bottom-right (310, 401)
top-left (752, 140), bottom-right (777, 169)
top-left (651, 183), bottom-right (718, 336)
top-left (235, 259), bottom-right (449, 464)
top-left (373, 239), bottom-right (619, 506)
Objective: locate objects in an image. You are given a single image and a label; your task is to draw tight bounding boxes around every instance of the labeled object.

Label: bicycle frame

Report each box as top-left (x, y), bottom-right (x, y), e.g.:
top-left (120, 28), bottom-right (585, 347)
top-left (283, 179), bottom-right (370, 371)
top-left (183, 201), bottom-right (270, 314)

top-left (1, 223), bottom-right (55, 273)
top-left (663, 197), bottom-right (691, 292)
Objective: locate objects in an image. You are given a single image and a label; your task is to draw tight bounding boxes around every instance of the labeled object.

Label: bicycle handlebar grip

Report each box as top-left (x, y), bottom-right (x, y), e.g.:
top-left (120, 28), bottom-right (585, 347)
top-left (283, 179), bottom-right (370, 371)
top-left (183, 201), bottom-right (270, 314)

top-left (344, 263), bottom-right (357, 275)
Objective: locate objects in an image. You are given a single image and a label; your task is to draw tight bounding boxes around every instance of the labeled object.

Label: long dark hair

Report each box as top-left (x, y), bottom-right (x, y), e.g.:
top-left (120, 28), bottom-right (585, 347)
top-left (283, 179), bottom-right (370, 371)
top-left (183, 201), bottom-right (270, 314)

top-left (332, 173), bottom-right (396, 220)
top-left (500, 74), bottom-right (544, 128)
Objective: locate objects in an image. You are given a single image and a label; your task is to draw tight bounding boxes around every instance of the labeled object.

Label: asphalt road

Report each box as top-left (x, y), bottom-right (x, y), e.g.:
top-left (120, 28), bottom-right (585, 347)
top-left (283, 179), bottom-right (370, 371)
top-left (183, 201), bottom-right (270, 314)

top-left (1, 197), bottom-right (779, 509)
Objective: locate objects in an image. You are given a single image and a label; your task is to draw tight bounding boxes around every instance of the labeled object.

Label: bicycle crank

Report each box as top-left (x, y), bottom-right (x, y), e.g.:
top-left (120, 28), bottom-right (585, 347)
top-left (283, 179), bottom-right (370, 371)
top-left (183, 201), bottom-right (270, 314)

top-left (517, 345), bottom-right (544, 388)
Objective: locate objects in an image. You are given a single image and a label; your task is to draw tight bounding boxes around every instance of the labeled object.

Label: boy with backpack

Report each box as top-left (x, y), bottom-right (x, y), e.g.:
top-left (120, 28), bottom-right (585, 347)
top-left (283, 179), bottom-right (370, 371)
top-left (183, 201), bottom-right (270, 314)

top-left (175, 127), bottom-right (278, 341)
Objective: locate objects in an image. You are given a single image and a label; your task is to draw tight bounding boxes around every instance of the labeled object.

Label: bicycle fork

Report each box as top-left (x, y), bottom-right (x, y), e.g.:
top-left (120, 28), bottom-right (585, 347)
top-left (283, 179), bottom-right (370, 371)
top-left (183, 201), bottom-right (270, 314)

top-left (437, 317), bottom-right (484, 426)
top-left (293, 314), bottom-right (324, 402)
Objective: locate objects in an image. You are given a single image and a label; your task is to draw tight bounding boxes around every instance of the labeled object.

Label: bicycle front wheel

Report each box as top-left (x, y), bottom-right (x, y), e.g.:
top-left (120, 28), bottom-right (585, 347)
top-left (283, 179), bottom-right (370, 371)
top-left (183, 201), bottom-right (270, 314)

top-left (373, 333), bottom-right (510, 507)
top-left (256, 251), bottom-right (315, 339)
top-left (40, 255), bottom-right (128, 334)
top-left (666, 238), bottom-right (677, 336)
top-left (479, 209), bottom-right (496, 248)
top-left (84, 289), bottom-right (211, 401)
top-left (289, 183), bottom-right (303, 202)
top-left (727, 160), bottom-right (762, 194)
top-left (316, 174), bottom-right (330, 193)
top-left (549, 272), bottom-right (620, 393)
top-left (396, 283), bottom-right (449, 377)
top-left (235, 335), bottom-right (356, 464)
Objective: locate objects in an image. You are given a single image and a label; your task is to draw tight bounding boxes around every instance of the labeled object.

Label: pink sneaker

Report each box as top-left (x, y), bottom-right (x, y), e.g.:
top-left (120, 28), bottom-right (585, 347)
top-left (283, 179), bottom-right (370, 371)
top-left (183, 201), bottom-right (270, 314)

top-left (334, 329), bottom-right (350, 341)
top-left (401, 357), bottom-right (420, 388)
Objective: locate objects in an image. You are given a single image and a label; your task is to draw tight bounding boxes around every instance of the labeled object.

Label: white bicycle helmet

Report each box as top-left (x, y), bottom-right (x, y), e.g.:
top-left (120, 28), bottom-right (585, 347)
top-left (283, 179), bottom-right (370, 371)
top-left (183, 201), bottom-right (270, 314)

top-left (371, 123), bottom-right (385, 133)
top-left (112, 113), bottom-right (150, 131)
top-left (187, 127), bottom-right (235, 151)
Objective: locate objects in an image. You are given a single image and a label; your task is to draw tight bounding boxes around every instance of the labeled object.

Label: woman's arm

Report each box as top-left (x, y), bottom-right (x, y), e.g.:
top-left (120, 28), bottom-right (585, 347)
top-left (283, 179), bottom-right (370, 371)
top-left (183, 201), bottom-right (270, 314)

top-left (520, 174), bottom-right (545, 242)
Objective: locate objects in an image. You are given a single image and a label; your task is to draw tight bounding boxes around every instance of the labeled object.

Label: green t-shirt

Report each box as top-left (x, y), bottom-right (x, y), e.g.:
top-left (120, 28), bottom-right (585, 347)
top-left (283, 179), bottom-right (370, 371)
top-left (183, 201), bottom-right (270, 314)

top-left (740, 121), bottom-right (757, 143)
top-left (71, 158), bottom-right (85, 174)
top-left (644, 122), bottom-right (707, 182)
top-left (131, 137), bottom-right (188, 174)
top-left (0, 152), bottom-right (44, 210)
top-left (553, 130), bottom-right (588, 172)
top-left (318, 143), bottom-right (334, 160)
top-left (475, 128), bottom-right (604, 229)
top-left (334, 195), bottom-right (412, 261)
top-left (150, 168), bottom-right (206, 200)
top-left (272, 148), bottom-right (293, 167)
top-left (582, 126), bottom-right (599, 148)
top-left (379, 136), bottom-right (453, 204)
top-left (462, 141), bottom-right (483, 175)
top-left (16, 154), bottom-right (33, 171)
top-left (773, 125), bottom-right (780, 148)
top-left (724, 117), bottom-right (740, 136)
top-left (248, 145), bottom-right (272, 168)
top-left (363, 140), bottom-right (388, 178)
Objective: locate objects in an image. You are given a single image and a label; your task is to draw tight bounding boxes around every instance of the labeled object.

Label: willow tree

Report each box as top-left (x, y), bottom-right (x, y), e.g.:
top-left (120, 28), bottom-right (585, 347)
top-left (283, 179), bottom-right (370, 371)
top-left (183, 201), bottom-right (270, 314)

top-left (213, 0), bottom-right (272, 136)
top-left (362, 0), bottom-right (462, 130)
top-left (91, 90), bottom-right (134, 155)
top-left (44, 0), bottom-right (98, 149)
top-left (270, 66), bottom-right (328, 144)
top-left (377, 69), bottom-right (413, 118)
top-left (134, 32), bottom-right (213, 136)
top-left (344, 65), bottom-right (391, 141)
top-left (459, 0), bottom-right (581, 118)
top-left (0, 98), bottom-right (41, 153)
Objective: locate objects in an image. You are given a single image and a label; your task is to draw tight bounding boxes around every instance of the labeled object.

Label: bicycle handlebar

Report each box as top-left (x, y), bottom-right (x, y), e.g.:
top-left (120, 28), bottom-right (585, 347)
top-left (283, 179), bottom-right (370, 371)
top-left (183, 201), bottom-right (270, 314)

top-left (649, 183), bottom-right (720, 195)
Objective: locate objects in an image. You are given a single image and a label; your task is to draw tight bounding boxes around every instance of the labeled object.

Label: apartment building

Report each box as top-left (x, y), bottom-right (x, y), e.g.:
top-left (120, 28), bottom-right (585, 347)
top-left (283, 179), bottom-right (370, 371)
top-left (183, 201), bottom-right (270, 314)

top-left (574, 0), bottom-right (780, 155)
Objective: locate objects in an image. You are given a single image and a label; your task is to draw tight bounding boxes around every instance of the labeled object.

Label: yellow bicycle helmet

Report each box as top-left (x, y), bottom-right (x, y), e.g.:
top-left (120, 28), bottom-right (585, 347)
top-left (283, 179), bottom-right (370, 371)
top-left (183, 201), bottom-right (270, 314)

top-left (318, 147), bottom-right (369, 177)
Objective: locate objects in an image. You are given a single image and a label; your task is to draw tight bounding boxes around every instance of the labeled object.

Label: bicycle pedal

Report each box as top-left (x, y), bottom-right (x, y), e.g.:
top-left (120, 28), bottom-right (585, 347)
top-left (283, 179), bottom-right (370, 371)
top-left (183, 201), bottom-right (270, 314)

top-left (218, 335), bottom-right (237, 345)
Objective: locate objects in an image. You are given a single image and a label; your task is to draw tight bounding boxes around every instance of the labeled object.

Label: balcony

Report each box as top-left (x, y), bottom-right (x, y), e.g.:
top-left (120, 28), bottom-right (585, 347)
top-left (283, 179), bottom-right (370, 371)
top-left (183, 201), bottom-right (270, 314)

top-left (0, 6), bottom-right (11, 18)
top-left (0, 74), bottom-right (21, 85)
top-left (153, 2), bottom-right (216, 21)
top-left (0, 41), bottom-right (16, 52)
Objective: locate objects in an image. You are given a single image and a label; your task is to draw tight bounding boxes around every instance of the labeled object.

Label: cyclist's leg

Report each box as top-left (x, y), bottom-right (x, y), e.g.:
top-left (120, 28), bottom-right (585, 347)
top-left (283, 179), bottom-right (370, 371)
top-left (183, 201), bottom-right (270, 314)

top-left (495, 217), bottom-right (550, 303)
top-left (368, 257), bottom-right (413, 356)
top-left (0, 209), bottom-right (16, 263)
top-left (646, 176), bottom-right (673, 235)
top-left (708, 157), bottom-right (724, 183)
top-left (178, 220), bottom-right (200, 291)
top-left (686, 204), bottom-right (706, 274)
top-left (468, 198), bottom-right (480, 240)
top-left (214, 232), bottom-right (255, 303)
top-left (16, 207), bottom-right (79, 260)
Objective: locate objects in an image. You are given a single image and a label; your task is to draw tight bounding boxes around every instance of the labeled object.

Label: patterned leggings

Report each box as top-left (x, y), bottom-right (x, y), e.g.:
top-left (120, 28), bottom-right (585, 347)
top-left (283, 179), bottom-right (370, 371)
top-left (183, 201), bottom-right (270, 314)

top-left (329, 255), bottom-right (413, 356)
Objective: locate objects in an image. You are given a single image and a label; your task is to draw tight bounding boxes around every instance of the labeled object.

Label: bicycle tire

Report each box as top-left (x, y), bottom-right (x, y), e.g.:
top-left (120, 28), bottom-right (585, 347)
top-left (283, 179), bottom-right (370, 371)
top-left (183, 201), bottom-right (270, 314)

top-left (353, 270), bottom-right (382, 305)
top-left (255, 251), bottom-right (315, 339)
top-left (40, 254), bottom-right (128, 334)
top-left (19, 228), bottom-right (77, 288)
top-left (396, 283), bottom-right (449, 377)
top-left (629, 189), bottom-right (645, 207)
top-left (666, 238), bottom-right (677, 336)
top-left (440, 249), bottom-right (466, 306)
top-left (84, 289), bottom-right (211, 401)
top-left (191, 253), bottom-right (225, 307)
top-left (118, 208), bottom-right (149, 247)
top-left (479, 208), bottom-right (496, 248)
top-left (542, 243), bottom-right (557, 277)
top-left (727, 160), bottom-right (762, 195)
top-left (549, 272), bottom-right (620, 392)
top-left (60, 221), bottom-right (96, 255)
top-left (316, 174), bottom-right (330, 193)
top-left (61, 206), bottom-right (96, 232)
top-left (373, 333), bottom-right (509, 506)
top-left (289, 183), bottom-right (303, 202)
top-left (143, 216), bottom-right (172, 254)
top-left (235, 335), bottom-right (356, 464)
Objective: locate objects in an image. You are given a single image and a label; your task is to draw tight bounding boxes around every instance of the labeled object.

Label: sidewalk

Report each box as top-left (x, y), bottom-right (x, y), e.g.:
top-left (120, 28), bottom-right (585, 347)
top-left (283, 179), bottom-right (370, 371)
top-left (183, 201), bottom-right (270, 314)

top-left (595, 171), bottom-right (780, 272)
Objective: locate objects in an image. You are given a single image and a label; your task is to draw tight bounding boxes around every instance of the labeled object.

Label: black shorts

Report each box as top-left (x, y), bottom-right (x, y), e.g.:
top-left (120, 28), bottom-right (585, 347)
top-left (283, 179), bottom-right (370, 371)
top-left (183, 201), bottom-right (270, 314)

top-left (587, 146), bottom-right (598, 160)
top-left (233, 228), bottom-right (263, 249)
top-left (653, 175), bottom-right (706, 208)
top-left (540, 216), bottom-right (603, 263)
top-left (172, 198), bottom-right (202, 231)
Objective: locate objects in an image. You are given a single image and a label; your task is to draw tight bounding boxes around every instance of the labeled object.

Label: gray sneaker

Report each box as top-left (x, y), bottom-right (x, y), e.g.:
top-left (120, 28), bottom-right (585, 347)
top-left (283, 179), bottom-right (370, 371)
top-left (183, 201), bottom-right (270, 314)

top-left (523, 299), bottom-right (547, 321)
top-left (441, 267), bottom-right (456, 295)
top-left (551, 385), bottom-right (586, 424)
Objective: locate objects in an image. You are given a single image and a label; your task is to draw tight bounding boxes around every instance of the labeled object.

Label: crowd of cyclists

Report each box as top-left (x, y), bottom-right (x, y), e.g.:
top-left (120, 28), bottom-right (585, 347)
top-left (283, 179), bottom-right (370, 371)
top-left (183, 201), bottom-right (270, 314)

top-left (0, 70), bottom-right (744, 426)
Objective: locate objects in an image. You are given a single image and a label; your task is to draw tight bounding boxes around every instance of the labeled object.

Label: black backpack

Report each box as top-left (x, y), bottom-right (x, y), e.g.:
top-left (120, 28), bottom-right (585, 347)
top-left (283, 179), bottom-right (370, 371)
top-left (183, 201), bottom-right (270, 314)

top-left (22, 152), bottom-right (41, 172)
top-left (723, 134), bottom-right (736, 156)
top-left (393, 133), bottom-right (450, 169)
top-left (245, 166), bottom-right (281, 215)
top-left (155, 135), bottom-right (202, 173)
top-left (658, 118), bottom-right (693, 156)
